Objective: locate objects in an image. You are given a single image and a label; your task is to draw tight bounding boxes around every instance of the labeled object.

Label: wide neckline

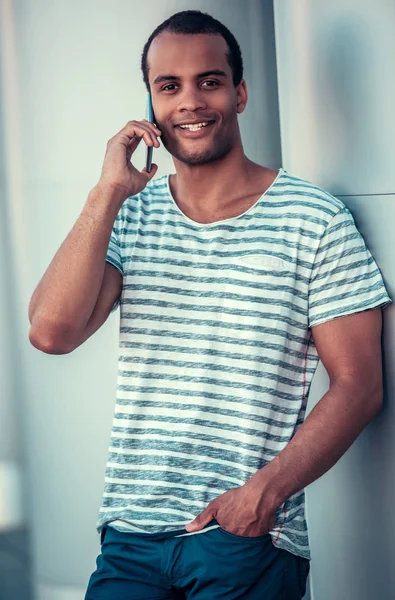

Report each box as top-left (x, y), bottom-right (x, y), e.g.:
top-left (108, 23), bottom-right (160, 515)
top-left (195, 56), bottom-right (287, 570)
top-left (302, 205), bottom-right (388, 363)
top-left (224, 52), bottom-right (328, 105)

top-left (164, 168), bottom-right (284, 228)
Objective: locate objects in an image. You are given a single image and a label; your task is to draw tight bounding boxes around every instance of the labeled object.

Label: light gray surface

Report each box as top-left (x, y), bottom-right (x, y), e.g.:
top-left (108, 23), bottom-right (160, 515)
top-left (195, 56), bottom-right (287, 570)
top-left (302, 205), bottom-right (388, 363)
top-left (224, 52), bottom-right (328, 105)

top-left (306, 197), bottom-right (394, 600)
top-left (0, 17), bottom-right (31, 598)
top-left (274, 2), bottom-right (395, 599)
top-left (0, 23), bottom-right (19, 473)
top-left (274, 0), bottom-right (395, 195)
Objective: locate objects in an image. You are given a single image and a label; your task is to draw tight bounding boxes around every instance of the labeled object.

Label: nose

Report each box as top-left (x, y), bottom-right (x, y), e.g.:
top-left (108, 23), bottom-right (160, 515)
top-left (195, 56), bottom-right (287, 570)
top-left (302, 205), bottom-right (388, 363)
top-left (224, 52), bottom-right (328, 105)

top-left (176, 87), bottom-right (207, 113)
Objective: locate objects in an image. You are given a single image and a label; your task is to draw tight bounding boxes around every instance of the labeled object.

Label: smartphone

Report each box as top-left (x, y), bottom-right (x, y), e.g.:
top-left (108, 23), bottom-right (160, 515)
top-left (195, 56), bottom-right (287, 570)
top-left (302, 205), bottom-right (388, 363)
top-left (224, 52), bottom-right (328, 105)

top-left (146, 93), bottom-right (154, 172)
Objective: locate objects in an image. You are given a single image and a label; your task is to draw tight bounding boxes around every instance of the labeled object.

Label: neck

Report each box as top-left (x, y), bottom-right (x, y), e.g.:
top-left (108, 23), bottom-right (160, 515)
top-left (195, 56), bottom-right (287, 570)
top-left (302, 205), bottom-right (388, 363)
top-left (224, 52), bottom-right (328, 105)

top-left (170, 143), bottom-right (264, 217)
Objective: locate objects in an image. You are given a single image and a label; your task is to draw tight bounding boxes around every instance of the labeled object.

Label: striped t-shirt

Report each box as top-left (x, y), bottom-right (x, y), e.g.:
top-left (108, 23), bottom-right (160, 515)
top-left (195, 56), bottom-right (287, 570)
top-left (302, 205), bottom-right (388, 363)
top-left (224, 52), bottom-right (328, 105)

top-left (98, 168), bottom-right (391, 560)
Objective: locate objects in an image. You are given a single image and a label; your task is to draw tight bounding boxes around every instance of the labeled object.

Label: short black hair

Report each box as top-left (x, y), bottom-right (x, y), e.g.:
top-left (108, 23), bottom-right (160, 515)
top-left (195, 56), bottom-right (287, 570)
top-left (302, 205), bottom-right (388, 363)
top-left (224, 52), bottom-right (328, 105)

top-left (141, 10), bottom-right (244, 91)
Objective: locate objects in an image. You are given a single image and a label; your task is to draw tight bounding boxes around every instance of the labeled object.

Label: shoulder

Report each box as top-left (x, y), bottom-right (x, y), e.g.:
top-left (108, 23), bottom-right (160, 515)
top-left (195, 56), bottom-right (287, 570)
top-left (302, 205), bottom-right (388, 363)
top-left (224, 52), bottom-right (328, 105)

top-left (275, 169), bottom-right (347, 225)
top-left (141, 174), bottom-right (170, 199)
top-left (119, 174), bottom-right (171, 217)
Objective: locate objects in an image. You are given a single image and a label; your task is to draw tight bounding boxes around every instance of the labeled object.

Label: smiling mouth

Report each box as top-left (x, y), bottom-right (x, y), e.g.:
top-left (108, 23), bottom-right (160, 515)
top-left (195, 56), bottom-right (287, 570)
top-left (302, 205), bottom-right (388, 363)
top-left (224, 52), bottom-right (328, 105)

top-left (176, 121), bottom-right (215, 132)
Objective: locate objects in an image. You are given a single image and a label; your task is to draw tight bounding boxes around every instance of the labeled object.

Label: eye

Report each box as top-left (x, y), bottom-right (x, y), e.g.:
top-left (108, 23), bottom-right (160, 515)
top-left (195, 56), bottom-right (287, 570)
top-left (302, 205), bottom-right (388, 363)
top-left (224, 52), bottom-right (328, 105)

top-left (161, 83), bottom-right (179, 92)
top-left (201, 80), bottom-right (220, 88)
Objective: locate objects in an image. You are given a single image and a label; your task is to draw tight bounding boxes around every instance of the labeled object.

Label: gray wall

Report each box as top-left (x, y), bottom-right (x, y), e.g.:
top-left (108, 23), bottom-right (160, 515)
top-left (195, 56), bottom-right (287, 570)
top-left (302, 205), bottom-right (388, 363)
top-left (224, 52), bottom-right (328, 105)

top-left (0, 14), bottom-right (33, 598)
top-left (274, 1), bottom-right (395, 599)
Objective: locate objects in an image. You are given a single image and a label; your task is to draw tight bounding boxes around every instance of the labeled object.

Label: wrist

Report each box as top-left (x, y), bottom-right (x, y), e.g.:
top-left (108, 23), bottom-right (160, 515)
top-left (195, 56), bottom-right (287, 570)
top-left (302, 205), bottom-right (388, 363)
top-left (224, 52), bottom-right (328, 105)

top-left (246, 462), bottom-right (289, 511)
top-left (87, 184), bottom-right (127, 218)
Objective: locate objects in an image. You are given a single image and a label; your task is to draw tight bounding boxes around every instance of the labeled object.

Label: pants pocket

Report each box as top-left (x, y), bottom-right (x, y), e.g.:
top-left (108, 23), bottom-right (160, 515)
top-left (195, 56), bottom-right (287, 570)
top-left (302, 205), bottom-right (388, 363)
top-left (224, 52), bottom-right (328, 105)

top-left (214, 519), bottom-right (271, 542)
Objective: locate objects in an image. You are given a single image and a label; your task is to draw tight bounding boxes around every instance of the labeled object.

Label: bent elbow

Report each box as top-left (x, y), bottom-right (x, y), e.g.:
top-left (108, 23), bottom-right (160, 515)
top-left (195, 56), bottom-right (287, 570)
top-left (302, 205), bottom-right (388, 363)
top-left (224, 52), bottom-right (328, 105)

top-left (28, 326), bottom-right (76, 355)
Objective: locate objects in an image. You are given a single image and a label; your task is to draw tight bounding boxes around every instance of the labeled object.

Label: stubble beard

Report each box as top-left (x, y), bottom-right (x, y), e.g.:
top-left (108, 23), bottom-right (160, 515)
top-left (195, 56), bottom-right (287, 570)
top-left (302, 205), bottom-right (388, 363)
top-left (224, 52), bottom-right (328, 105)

top-left (160, 128), bottom-right (235, 166)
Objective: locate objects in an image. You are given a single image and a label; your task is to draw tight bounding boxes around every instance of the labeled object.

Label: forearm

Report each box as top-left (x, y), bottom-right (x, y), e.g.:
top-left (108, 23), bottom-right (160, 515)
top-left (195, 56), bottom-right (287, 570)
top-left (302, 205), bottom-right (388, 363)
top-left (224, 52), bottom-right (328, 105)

top-left (29, 184), bottom-right (125, 347)
top-left (248, 379), bottom-right (383, 508)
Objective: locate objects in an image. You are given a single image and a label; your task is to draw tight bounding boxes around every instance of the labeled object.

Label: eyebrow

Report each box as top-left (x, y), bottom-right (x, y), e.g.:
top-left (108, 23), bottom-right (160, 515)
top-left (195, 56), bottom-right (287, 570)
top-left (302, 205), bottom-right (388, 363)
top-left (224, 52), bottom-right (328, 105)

top-left (153, 69), bottom-right (228, 85)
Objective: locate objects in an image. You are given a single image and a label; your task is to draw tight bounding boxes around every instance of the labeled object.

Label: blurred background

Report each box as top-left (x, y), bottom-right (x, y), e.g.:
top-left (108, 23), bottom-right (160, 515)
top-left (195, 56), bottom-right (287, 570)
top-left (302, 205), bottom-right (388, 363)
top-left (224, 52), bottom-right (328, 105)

top-left (0, 1), bottom-right (394, 599)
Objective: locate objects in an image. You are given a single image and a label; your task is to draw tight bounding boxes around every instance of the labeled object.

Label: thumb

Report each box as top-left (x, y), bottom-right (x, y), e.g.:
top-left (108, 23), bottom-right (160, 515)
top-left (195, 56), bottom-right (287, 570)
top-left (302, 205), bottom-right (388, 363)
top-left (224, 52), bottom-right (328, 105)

top-left (185, 506), bottom-right (216, 533)
top-left (141, 163), bottom-right (158, 181)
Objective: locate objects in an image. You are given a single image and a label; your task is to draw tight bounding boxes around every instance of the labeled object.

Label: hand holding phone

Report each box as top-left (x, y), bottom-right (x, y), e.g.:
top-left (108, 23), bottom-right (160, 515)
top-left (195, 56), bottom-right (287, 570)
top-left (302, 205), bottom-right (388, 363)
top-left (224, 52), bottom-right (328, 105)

top-left (97, 115), bottom-right (161, 201)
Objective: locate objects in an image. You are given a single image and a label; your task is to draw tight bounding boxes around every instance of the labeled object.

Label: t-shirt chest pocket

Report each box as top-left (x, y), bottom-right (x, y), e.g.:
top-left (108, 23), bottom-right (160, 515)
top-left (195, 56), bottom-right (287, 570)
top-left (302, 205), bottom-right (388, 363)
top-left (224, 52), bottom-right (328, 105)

top-left (230, 254), bottom-right (290, 307)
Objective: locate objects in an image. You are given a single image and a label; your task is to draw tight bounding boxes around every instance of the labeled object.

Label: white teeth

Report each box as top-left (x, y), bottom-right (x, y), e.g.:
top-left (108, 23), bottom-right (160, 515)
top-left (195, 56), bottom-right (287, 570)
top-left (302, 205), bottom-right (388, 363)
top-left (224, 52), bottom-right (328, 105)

top-left (179, 122), bottom-right (210, 131)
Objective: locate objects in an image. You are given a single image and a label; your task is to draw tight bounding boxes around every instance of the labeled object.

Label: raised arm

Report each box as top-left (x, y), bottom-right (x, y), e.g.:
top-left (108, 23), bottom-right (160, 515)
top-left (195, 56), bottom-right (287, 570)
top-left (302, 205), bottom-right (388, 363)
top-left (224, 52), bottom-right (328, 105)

top-left (28, 119), bottom-right (162, 354)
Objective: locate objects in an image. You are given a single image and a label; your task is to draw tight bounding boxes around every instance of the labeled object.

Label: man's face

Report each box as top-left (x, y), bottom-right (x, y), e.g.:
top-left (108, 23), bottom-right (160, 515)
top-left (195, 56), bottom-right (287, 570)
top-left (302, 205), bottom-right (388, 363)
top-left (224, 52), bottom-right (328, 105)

top-left (147, 32), bottom-right (246, 166)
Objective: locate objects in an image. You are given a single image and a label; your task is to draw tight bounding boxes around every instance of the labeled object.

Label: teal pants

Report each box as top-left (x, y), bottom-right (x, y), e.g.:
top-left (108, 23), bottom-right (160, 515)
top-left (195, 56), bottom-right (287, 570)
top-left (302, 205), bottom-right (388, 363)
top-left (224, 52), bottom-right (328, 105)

top-left (85, 523), bottom-right (310, 599)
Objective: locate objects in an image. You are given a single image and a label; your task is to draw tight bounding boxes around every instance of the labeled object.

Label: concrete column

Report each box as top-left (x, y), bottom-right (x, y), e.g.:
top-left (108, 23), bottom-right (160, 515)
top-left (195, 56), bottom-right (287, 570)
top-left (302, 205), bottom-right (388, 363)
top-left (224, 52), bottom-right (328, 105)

top-left (274, 2), bottom-right (395, 599)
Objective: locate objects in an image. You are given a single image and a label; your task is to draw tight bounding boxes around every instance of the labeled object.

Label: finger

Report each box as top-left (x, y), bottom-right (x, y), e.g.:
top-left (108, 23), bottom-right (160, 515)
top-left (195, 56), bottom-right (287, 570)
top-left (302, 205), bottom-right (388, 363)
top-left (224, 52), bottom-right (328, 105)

top-left (127, 135), bottom-right (142, 155)
top-left (140, 163), bottom-right (158, 180)
top-left (113, 119), bottom-right (160, 143)
top-left (130, 129), bottom-right (160, 150)
top-left (121, 132), bottom-right (158, 162)
top-left (110, 123), bottom-right (158, 157)
top-left (127, 128), bottom-right (158, 149)
top-left (141, 119), bottom-right (162, 137)
top-left (125, 120), bottom-right (161, 147)
top-left (141, 120), bottom-right (162, 147)
top-left (185, 507), bottom-right (216, 532)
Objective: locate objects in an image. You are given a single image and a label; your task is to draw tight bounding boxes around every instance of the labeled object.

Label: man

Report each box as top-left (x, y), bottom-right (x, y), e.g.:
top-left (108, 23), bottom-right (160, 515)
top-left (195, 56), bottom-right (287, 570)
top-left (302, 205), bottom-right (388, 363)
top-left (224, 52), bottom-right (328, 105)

top-left (28, 9), bottom-right (391, 600)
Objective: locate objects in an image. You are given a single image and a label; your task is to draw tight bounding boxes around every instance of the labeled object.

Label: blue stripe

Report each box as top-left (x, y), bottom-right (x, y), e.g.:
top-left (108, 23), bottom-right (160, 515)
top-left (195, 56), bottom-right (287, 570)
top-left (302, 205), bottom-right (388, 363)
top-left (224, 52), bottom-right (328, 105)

top-left (108, 440), bottom-right (270, 468)
top-left (118, 338), bottom-right (312, 365)
top-left (128, 241), bottom-right (314, 269)
top-left (122, 285), bottom-right (308, 318)
top-left (116, 369), bottom-right (305, 394)
top-left (125, 256), bottom-right (312, 284)
top-left (119, 348), bottom-right (315, 375)
top-left (119, 325), bottom-right (312, 349)
top-left (313, 246), bottom-right (377, 270)
top-left (118, 210), bottom-right (328, 229)
top-left (114, 222), bottom-right (323, 241)
top-left (117, 228), bottom-right (317, 254)
top-left (111, 416), bottom-right (294, 444)
top-left (109, 429), bottom-right (278, 456)
top-left (117, 379), bottom-right (304, 404)
top-left (310, 266), bottom-right (380, 296)
top-left (115, 399), bottom-right (297, 429)
top-left (122, 301), bottom-right (312, 344)
top-left (115, 388), bottom-right (301, 416)
top-left (310, 281), bottom-right (388, 309)
top-left (309, 295), bottom-right (390, 326)
top-left (107, 453), bottom-right (256, 478)
top-left (125, 269), bottom-right (308, 299)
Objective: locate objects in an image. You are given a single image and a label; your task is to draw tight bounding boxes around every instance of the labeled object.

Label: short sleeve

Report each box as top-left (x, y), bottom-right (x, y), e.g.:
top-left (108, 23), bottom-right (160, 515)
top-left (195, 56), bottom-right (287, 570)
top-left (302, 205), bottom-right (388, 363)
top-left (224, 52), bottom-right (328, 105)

top-left (308, 207), bottom-right (392, 328)
top-left (106, 228), bottom-right (123, 276)
top-left (105, 216), bottom-right (124, 313)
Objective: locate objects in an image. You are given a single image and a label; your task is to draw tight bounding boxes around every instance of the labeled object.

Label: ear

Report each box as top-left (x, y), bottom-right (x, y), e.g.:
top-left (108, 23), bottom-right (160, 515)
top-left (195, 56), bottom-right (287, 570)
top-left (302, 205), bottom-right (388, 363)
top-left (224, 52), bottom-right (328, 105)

top-left (236, 79), bottom-right (248, 114)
